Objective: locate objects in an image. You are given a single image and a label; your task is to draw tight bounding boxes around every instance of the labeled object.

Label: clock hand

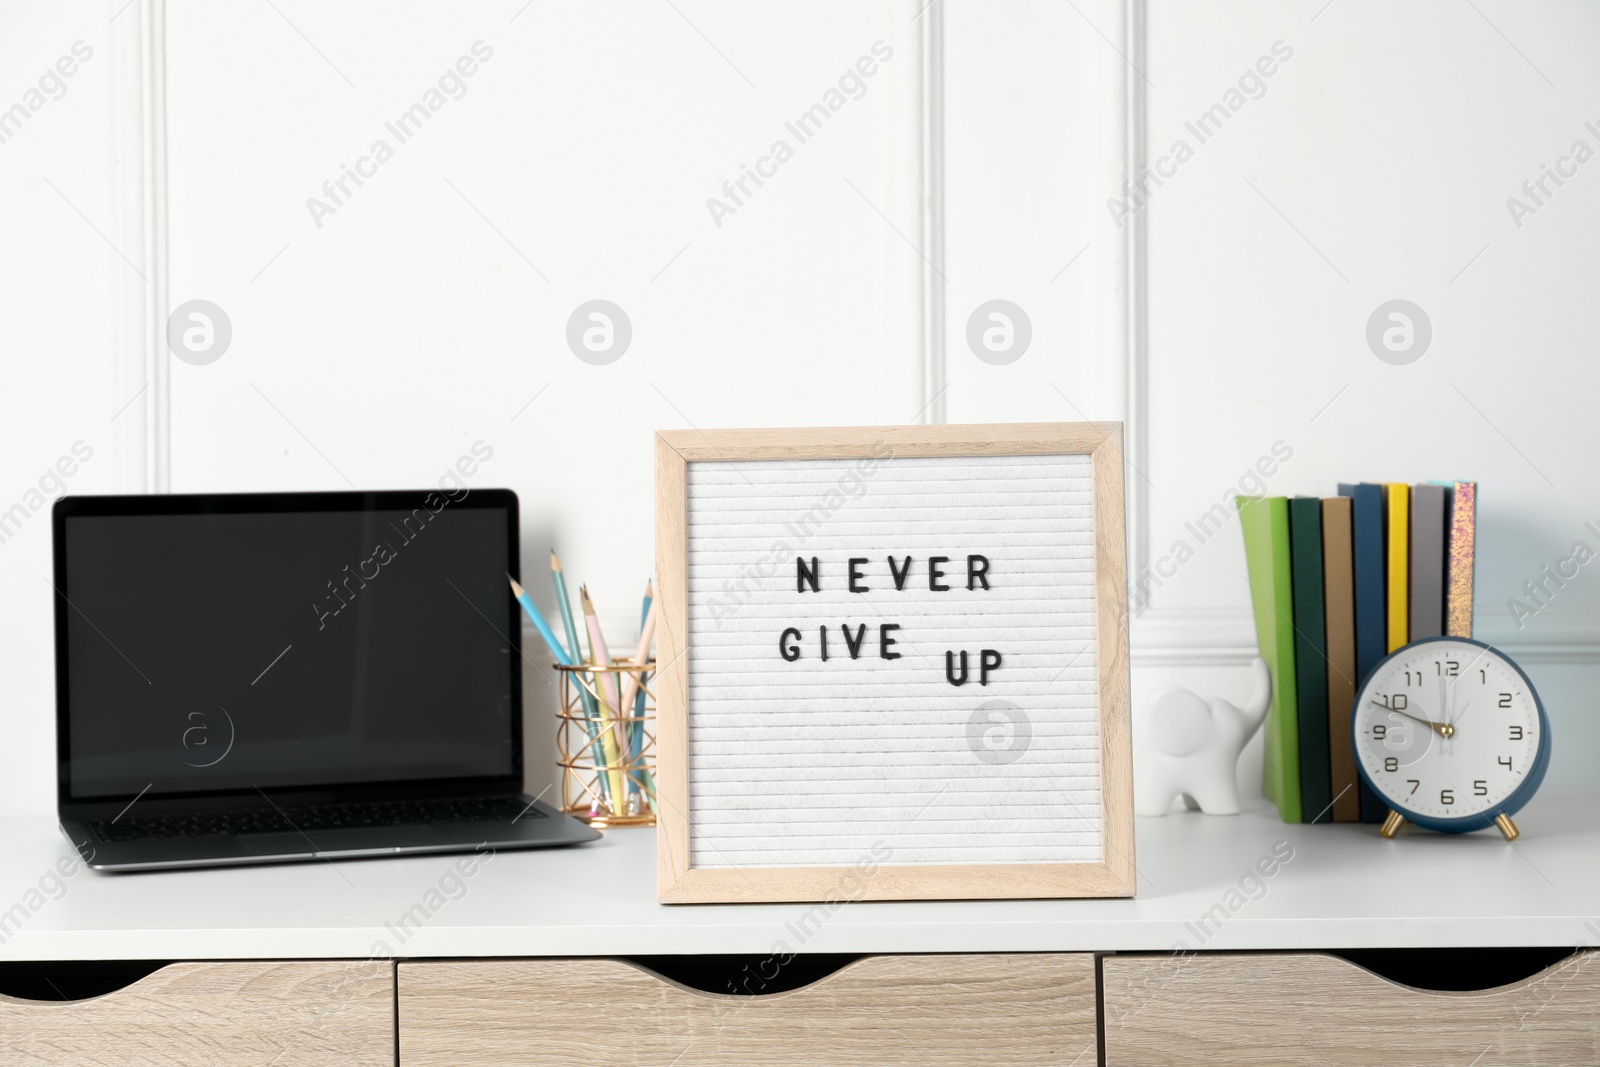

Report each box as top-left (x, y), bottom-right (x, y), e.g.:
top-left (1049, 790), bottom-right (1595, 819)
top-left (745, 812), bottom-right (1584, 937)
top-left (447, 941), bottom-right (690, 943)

top-left (1371, 699), bottom-right (1455, 738)
top-left (1439, 672), bottom-right (1453, 749)
top-left (1448, 647), bottom-right (1492, 728)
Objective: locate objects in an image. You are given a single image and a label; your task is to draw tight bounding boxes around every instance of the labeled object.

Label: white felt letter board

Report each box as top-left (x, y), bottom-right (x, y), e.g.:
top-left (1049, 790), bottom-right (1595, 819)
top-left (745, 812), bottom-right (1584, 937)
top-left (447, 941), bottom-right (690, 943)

top-left (654, 424), bottom-right (1133, 902)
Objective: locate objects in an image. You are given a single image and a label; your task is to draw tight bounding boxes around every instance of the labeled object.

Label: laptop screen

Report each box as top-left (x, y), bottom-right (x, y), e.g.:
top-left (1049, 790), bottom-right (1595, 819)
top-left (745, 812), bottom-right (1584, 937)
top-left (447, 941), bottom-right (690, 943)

top-left (54, 491), bottom-right (521, 803)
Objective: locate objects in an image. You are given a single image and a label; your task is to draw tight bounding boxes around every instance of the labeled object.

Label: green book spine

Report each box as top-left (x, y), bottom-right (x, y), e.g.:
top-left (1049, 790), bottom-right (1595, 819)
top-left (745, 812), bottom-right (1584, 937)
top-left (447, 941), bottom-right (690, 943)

top-left (1237, 495), bottom-right (1302, 823)
top-left (1289, 497), bottom-right (1331, 824)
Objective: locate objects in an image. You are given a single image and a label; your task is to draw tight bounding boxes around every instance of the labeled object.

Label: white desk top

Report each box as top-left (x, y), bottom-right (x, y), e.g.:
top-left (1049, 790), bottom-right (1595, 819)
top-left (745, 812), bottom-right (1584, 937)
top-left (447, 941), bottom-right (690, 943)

top-left (2, 791), bottom-right (1596, 961)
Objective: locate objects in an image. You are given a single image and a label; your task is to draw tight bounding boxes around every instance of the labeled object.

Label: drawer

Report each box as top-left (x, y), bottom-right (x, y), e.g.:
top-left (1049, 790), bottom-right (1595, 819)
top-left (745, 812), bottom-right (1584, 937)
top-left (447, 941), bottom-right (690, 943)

top-left (1103, 951), bottom-right (1600, 1065)
top-left (399, 953), bottom-right (1095, 1066)
top-left (0, 960), bottom-right (393, 1066)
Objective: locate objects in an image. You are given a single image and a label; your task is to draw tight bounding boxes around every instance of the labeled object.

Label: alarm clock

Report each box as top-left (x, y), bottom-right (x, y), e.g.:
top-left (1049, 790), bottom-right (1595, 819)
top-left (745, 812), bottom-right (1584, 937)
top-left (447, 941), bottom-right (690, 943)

top-left (1352, 635), bottom-right (1550, 840)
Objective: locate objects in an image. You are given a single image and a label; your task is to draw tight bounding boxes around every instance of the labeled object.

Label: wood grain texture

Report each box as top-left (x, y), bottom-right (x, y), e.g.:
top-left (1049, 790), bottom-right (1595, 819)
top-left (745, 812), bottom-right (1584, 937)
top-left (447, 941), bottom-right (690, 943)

top-left (0, 960), bottom-right (392, 1066)
top-left (1090, 428), bottom-right (1135, 895)
top-left (656, 430), bottom-right (693, 897)
top-left (657, 422), bottom-right (1125, 462)
top-left (1104, 951), bottom-right (1600, 1065)
top-left (654, 423), bottom-right (1135, 903)
top-left (399, 953), bottom-right (1097, 1067)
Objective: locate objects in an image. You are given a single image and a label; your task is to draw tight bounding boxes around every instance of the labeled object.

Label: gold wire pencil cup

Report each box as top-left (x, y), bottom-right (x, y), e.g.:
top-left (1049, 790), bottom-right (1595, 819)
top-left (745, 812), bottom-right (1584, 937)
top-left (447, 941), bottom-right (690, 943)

top-left (555, 658), bottom-right (657, 827)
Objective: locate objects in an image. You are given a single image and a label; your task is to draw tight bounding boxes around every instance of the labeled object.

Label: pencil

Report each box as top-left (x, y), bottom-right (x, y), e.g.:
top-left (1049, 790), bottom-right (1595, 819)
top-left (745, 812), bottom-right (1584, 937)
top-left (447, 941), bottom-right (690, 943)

top-left (550, 552), bottom-right (585, 681)
top-left (551, 552), bottom-right (610, 805)
top-left (631, 579), bottom-right (653, 775)
top-left (508, 576), bottom-right (572, 667)
top-left (580, 585), bottom-right (629, 804)
top-left (618, 589), bottom-right (658, 803)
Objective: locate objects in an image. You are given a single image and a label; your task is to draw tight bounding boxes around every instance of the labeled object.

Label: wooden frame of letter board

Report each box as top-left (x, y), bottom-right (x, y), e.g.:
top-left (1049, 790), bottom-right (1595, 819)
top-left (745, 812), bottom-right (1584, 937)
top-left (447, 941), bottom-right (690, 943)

top-left (654, 422), bottom-right (1134, 903)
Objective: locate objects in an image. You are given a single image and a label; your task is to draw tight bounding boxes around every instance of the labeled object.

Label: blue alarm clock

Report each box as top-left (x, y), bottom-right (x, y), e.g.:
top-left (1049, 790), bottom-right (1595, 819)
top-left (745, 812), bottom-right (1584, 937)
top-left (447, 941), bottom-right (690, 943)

top-left (1352, 636), bottom-right (1550, 839)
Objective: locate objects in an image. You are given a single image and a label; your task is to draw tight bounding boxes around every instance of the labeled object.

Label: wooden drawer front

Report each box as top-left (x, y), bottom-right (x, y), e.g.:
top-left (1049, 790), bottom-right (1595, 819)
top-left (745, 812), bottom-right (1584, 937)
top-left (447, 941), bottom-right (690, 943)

top-left (399, 953), bottom-right (1095, 1066)
top-left (1104, 951), bottom-right (1600, 1066)
top-left (0, 961), bottom-right (393, 1066)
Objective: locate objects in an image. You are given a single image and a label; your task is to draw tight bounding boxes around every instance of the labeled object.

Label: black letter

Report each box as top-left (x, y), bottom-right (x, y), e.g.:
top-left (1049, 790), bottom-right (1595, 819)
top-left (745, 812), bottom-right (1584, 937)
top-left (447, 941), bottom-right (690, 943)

top-left (842, 623), bottom-right (867, 658)
top-left (967, 554), bottom-right (991, 590)
top-left (929, 556), bottom-right (949, 591)
top-left (848, 557), bottom-right (869, 593)
top-left (819, 625), bottom-right (829, 661)
top-left (880, 624), bottom-right (901, 660)
top-left (980, 649), bottom-right (1002, 685)
top-left (944, 649), bottom-right (968, 685)
top-left (888, 555), bottom-right (912, 590)
top-left (797, 557), bottom-right (820, 592)
top-left (779, 627), bottom-right (801, 661)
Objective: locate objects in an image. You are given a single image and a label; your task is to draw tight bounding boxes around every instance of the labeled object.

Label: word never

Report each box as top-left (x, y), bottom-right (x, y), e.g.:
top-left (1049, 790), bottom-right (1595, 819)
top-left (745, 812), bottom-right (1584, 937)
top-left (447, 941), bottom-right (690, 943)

top-left (795, 553), bottom-right (990, 593)
top-left (778, 555), bottom-right (1002, 686)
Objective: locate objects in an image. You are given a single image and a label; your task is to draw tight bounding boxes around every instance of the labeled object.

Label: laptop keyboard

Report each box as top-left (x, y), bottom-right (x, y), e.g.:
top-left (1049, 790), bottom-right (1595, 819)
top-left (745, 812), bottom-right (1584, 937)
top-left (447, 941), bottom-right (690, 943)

top-left (88, 795), bottom-right (542, 843)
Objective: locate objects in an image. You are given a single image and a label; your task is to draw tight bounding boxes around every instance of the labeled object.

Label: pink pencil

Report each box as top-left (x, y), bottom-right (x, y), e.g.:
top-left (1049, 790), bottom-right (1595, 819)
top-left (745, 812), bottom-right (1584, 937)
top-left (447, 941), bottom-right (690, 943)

top-left (579, 585), bottom-right (629, 803)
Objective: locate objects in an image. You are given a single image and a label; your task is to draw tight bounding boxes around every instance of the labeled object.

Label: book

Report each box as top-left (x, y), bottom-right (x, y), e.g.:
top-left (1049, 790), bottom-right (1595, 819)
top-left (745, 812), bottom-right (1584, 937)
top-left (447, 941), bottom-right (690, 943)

top-left (1409, 484), bottom-right (1448, 640)
top-left (1445, 482), bottom-right (1477, 637)
top-left (1337, 482), bottom-right (1388, 823)
top-left (1385, 483), bottom-right (1409, 652)
top-left (1289, 498), bottom-right (1331, 823)
top-left (1320, 496), bottom-right (1360, 822)
top-left (1237, 495), bottom-right (1302, 824)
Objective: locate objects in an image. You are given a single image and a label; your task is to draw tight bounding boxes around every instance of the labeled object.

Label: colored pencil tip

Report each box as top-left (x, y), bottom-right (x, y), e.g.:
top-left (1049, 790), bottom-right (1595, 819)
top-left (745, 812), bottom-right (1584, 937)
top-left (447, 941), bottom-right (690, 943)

top-left (550, 550), bottom-right (561, 571)
top-left (645, 578), bottom-right (653, 596)
top-left (507, 575), bottom-right (524, 596)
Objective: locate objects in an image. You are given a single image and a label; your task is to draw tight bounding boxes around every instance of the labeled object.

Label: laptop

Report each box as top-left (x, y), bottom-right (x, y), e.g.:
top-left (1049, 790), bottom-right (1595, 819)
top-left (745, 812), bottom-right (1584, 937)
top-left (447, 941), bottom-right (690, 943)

top-left (52, 488), bottom-right (599, 871)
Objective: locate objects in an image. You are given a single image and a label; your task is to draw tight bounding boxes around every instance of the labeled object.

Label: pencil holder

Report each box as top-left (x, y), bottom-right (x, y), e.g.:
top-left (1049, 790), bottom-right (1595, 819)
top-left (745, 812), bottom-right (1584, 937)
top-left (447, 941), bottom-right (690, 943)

top-left (555, 658), bottom-right (657, 828)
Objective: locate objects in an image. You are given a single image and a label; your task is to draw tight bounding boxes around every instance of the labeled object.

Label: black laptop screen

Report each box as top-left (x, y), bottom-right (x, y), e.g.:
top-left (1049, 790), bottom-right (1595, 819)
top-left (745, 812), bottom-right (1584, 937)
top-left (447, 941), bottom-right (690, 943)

top-left (58, 495), bottom-right (519, 802)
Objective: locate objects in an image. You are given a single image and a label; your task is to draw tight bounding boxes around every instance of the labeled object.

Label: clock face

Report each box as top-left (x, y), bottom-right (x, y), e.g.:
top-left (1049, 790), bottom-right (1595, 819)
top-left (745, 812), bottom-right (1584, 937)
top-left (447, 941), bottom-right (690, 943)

top-left (1354, 638), bottom-right (1542, 821)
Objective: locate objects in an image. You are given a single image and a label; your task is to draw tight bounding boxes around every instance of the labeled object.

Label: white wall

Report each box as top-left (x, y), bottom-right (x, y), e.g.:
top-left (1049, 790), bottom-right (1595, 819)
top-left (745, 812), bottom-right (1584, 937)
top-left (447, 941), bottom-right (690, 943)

top-left (0, 0), bottom-right (1126, 814)
top-left (7, 0), bottom-right (1592, 820)
top-left (0, 2), bottom-right (131, 817)
top-left (1135, 0), bottom-right (1600, 794)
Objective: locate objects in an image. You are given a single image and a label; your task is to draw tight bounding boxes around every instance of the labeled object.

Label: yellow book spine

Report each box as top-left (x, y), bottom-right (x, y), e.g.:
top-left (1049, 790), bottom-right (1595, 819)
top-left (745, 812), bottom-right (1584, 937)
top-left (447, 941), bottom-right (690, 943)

top-left (1386, 483), bottom-right (1409, 651)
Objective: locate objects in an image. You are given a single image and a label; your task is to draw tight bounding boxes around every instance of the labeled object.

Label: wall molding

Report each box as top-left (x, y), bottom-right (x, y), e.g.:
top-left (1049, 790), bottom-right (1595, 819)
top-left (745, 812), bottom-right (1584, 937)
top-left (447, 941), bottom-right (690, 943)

top-left (111, 0), bottom-right (170, 494)
top-left (1115, 0), bottom-right (1596, 670)
top-left (1132, 606), bottom-right (1600, 667)
top-left (917, 0), bottom-right (946, 426)
top-left (1123, 0), bottom-right (1148, 615)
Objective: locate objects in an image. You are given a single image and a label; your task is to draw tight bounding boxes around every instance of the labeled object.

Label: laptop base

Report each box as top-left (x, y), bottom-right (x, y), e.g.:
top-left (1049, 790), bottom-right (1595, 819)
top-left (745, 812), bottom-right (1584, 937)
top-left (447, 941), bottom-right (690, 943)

top-left (63, 795), bottom-right (600, 872)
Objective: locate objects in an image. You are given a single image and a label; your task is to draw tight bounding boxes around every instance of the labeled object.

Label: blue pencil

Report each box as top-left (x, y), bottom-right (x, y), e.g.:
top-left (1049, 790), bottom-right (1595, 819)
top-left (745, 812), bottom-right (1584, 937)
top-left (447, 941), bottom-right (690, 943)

top-left (511, 573), bottom-right (615, 807)
top-left (631, 581), bottom-right (656, 812)
top-left (508, 576), bottom-right (572, 666)
top-left (509, 574), bottom-right (613, 809)
top-left (551, 553), bottom-right (611, 803)
top-left (630, 581), bottom-right (652, 757)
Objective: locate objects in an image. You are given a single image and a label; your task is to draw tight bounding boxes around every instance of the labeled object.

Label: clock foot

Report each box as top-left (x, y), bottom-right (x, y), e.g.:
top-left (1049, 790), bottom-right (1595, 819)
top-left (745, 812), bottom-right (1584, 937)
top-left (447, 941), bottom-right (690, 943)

top-left (1495, 813), bottom-right (1520, 841)
top-left (1379, 810), bottom-right (1406, 838)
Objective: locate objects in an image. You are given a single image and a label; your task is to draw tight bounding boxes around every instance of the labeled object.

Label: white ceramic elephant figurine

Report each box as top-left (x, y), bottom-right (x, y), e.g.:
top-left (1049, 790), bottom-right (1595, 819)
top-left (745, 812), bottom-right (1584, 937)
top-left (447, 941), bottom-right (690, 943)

top-left (1135, 657), bottom-right (1272, 816)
